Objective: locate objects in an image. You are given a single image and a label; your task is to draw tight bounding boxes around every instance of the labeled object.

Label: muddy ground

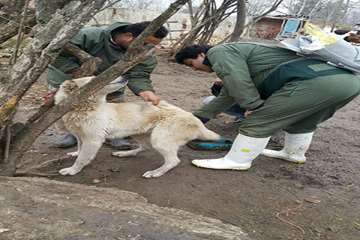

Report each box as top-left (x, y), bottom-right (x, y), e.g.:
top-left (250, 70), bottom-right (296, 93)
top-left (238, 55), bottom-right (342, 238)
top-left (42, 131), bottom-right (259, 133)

top-left (14, 53), bottom-right (360, 240)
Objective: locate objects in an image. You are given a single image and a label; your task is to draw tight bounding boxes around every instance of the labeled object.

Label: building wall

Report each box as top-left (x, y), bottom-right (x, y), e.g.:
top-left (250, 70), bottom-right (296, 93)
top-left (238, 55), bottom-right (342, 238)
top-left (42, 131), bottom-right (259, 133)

top-left (90, 8), bottom-right (235, 42)
top-left (249, 18), bottom-right (284, 39)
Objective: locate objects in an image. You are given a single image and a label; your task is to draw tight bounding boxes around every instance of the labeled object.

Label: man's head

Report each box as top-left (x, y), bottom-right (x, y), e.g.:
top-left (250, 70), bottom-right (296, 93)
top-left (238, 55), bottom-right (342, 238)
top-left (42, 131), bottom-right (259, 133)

top-left (175, 45), bottom-right (213, 72)
top-left (112, 21), bottom-right (168, 48)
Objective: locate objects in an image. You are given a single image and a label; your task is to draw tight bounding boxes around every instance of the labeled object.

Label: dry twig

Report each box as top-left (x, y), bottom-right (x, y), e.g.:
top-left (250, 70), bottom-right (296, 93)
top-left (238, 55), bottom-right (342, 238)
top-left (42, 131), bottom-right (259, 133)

top-left (275, 202), bottom-right (305, 237)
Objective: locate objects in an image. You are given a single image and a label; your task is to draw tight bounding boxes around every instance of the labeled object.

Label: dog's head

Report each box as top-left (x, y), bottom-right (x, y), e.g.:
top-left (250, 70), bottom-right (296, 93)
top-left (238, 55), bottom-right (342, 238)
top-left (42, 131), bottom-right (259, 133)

top-left (54, 76), bottom-right (94, 105)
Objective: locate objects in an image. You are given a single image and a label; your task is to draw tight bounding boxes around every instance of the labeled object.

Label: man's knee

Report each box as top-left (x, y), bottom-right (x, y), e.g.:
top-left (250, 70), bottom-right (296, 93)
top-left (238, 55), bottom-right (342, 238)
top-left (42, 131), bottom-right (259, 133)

top-left (238, 124), bottom-right (277, 138)
top-left (283, 125), bottom-right (317, 134)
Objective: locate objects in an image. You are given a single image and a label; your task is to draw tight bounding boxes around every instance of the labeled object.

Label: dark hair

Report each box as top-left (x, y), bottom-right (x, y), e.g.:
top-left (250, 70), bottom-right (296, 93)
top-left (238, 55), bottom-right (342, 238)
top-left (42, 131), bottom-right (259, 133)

top-left (175, 45), bottom-right (213, 64)
top-left (112, 21), bottom-right (168, 39)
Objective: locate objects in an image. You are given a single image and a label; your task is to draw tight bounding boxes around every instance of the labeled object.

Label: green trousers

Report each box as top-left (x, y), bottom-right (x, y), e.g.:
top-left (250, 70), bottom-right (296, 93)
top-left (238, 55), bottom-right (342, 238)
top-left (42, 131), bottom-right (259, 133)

top-left (239, 73), bottom-right (360, 137)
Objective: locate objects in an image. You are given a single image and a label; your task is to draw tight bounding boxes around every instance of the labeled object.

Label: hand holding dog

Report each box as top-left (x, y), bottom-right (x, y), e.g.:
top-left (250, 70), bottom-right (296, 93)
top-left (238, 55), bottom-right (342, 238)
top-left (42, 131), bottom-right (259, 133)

top-left (244, 110), bottom-right (253, 117)
top-left (139, 91), bottom-right (161, 105)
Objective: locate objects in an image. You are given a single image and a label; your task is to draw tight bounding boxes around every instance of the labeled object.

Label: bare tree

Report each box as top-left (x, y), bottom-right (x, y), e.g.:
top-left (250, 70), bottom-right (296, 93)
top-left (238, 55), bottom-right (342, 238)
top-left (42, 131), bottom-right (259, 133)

top-left (0, 0), bottom-right (36, 45)
top-left (308, 0), bottom-right (325, 19)
top-left (296, 0), bottom-right (308, 16)
top-left (120, 0), bottom-right (160, 10)
top-left (282, 0), bottom-right (358, 27)
top-left (170, 0), bottom-right (238, 53)
top-left (246, 0), bottom-right (279, 16)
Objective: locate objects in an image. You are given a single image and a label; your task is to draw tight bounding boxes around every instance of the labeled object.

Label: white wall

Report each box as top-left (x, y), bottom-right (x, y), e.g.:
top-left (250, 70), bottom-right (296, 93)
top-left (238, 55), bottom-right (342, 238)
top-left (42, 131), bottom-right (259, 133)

top-left (90, 7), bottom-right (235, 42)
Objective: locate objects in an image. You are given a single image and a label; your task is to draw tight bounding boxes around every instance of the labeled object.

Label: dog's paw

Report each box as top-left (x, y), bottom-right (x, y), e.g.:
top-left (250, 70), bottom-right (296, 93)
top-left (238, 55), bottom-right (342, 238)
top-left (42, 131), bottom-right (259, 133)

top-left (142, 169), bottom-right (166, 178)
top-left (66, 151), bottom-right (79, 157)
top-left (59, 167), bottom-right (79, 176)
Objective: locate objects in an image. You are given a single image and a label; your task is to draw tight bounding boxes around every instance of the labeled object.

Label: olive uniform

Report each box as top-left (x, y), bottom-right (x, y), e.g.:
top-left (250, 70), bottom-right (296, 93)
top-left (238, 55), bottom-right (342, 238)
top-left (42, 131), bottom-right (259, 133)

top-left (194, 43), bottom-right (360, 137)
top-left (47, 22), bottom-right (156, 95)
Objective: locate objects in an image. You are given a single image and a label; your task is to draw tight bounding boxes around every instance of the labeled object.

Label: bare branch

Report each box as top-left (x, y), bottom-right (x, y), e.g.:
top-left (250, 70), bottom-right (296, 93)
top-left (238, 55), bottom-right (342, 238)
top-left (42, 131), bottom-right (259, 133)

top-left (0, 0), bottom-right (106, 126)
top-left (11, 0), bottom-right (31, 64)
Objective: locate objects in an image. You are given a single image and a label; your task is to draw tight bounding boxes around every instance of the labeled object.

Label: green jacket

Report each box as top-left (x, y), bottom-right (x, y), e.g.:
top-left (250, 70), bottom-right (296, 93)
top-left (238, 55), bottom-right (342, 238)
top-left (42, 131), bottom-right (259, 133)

top-left (47, 22), bottom-right (157, 95)
top-left (194, 43), bottom-right (301, 119)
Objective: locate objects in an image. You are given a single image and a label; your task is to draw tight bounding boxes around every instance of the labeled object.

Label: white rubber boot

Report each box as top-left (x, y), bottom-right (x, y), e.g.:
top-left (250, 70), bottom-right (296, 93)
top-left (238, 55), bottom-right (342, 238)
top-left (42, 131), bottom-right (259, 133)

top-left (192, 134), bottom-right (270, 170)
top-left (262, 132), bottom-right (314, 164)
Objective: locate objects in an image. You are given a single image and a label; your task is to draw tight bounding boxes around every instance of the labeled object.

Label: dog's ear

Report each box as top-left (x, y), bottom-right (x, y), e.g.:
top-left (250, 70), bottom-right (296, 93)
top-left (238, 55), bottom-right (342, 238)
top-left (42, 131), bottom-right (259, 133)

top-left (73, 76), bottom-right (95, 88)
top-left (54, 80), bottom-right (79, 105)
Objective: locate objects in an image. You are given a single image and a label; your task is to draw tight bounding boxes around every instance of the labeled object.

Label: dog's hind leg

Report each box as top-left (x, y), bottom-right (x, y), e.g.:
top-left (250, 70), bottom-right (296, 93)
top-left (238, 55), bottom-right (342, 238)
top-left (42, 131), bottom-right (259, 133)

top-left (112, 145), bottom-right (144, 157)
top-left (59, 139), bottom-right (103, 175)
top-left (142, 126), bottom-right (182, 178)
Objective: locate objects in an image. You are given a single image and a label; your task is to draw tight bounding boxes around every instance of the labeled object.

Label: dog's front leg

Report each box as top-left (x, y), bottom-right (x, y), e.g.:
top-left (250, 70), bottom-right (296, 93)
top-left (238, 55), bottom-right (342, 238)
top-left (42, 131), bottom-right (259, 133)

top-left (66, 135), bottom-right (82, 157)
top-left (59, 140), bottom-right (102, 175)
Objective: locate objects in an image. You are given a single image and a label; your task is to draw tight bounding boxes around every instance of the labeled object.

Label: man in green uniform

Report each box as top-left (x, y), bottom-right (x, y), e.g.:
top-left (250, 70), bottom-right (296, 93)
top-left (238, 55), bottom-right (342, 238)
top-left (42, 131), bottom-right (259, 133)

top-left (48, 21), bottom-right (168, 148)
top-left (175, 43), bottom-right (360, 170)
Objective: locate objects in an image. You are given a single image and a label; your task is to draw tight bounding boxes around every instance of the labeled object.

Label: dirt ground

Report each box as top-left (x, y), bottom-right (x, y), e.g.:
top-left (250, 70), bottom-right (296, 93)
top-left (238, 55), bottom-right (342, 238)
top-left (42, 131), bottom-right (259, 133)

top-left (14, 53), bottom-right (360, 240)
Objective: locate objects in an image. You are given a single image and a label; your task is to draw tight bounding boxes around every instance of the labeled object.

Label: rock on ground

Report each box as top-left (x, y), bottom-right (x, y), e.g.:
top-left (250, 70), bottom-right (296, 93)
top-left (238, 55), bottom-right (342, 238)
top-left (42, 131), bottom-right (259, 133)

top-left (0, 177), bottom-right (251, 240)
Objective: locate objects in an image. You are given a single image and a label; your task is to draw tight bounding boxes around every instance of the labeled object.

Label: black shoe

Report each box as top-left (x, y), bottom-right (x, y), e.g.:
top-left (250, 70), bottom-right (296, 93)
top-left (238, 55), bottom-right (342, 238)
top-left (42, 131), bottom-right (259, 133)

top-left (105, 137), bottom-right (138, 150)
top-left (54, 134), bottom-right (77, 148)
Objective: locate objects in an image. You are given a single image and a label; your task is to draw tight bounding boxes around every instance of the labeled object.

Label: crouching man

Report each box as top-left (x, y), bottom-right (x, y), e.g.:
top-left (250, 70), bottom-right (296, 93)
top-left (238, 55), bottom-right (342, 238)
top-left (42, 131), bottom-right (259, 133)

top-left (47, 21), bottom-right (168, 149)
top-left (175, 43), bottom-right (360, 170)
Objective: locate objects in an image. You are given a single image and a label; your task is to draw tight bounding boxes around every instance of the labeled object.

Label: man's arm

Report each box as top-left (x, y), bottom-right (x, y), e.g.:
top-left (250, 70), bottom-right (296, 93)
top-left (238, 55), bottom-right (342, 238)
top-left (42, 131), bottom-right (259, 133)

top-left (193, 87), bottom-right (235, 120)
top-left (62, 43), bottom-right (102, 78)
top-left (208, 48), bottom-right (264, 111)
top-left (62, 43), bottom-right (93, 64)
top-left (56, 27), bottom-right (104, 78)
top-left (125, 55), bottom-right (160, 105)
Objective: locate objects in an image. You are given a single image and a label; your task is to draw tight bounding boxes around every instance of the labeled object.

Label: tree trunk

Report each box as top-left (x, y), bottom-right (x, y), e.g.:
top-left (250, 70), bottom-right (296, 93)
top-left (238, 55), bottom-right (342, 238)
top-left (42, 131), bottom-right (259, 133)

top-left (233, 0), bottom-right (285, 41)
top-left (229, 0), bottom-right (246, 42)
top-left (187, 0), bottom-right (195, 28)
top-left (35, 0), bottom-right (73, 24)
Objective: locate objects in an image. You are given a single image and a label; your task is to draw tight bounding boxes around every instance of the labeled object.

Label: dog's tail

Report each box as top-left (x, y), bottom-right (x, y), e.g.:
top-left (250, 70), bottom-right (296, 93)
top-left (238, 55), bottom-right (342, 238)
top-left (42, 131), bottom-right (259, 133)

top-left (196, 125), bottom-right (221, 141)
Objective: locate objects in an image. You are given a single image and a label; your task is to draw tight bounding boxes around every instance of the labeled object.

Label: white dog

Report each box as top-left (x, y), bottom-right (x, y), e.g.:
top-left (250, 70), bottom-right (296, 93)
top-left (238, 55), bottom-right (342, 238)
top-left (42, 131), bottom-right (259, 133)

top-left (54, 76), bottom-right (220, 178)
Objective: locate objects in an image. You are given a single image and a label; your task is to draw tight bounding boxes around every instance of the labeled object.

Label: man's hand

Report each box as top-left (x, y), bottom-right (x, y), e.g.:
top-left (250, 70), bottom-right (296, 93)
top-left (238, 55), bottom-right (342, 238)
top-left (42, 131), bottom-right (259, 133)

top-left (139, 91), bottom-right (161, 105)
top-left (244, 110), bottom-right (253, 118)
top-left (214, 77), bottom-right (223, 86)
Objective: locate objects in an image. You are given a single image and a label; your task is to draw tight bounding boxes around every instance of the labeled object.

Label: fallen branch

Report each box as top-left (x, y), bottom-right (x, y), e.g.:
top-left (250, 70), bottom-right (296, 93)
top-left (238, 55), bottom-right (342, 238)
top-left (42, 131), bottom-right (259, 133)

top-left (14, 171), bottom-right (59, 177)
top-left (275, 202), bottom-right (305, 236)
top-left (19, 155), bottom-right (74, 173)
